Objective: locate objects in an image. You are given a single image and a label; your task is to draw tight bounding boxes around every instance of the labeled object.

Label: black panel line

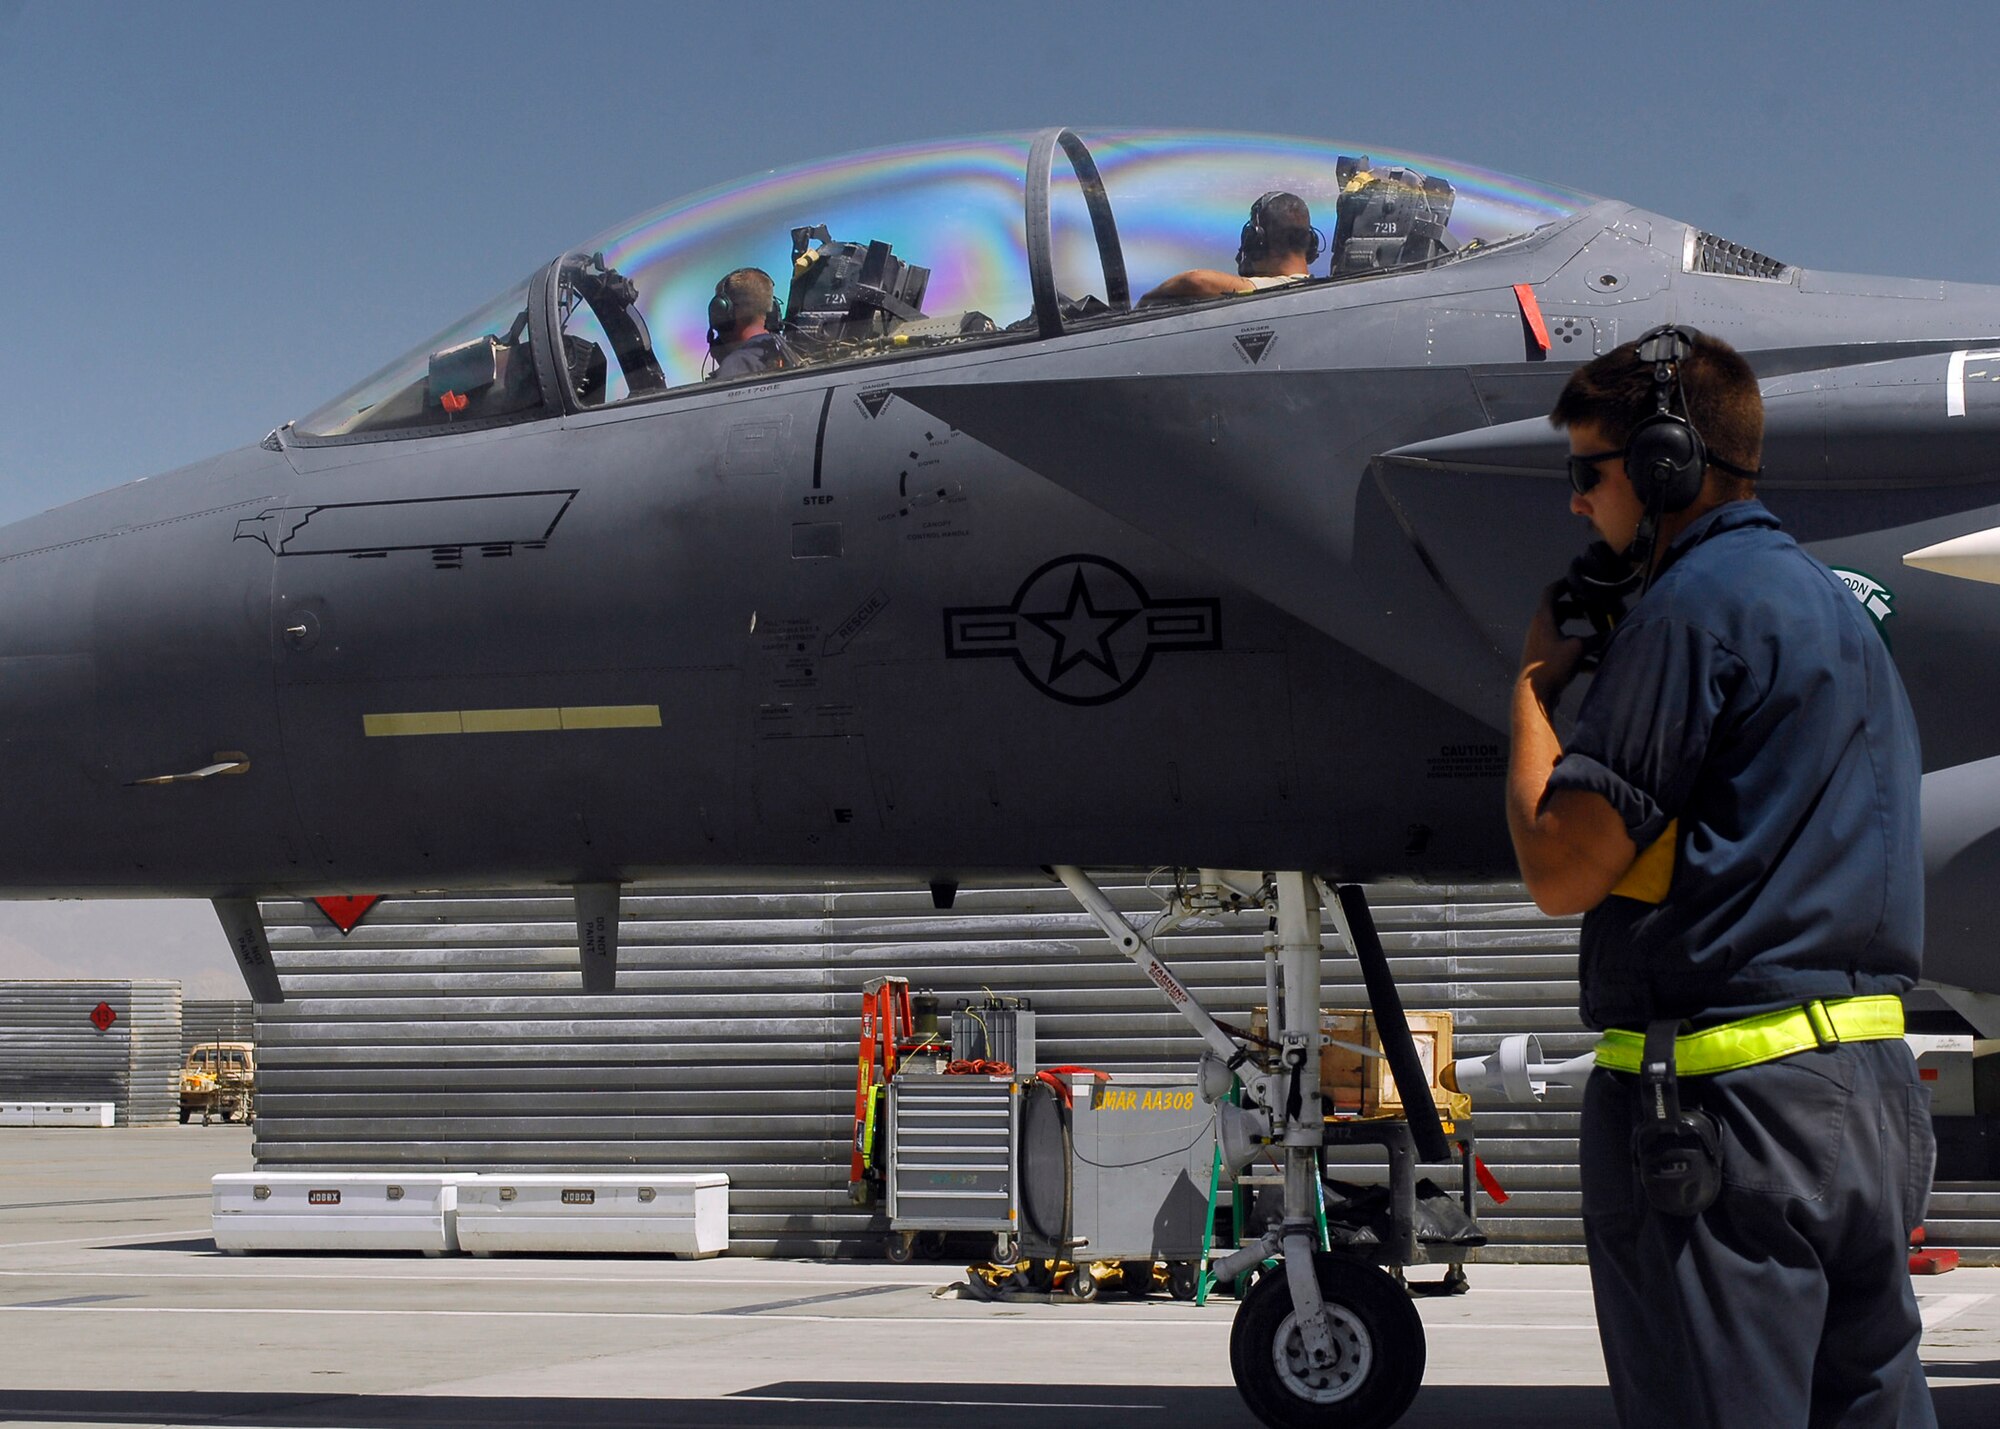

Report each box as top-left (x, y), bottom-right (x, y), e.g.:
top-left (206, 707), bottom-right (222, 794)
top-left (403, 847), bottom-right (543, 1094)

top-left (812, 388), bottom-right (835, 489)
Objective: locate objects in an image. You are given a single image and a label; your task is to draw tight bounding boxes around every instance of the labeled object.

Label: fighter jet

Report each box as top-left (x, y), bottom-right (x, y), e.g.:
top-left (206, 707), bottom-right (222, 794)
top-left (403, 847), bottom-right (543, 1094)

top-left (6, 127), bottom-right (1999, 1427)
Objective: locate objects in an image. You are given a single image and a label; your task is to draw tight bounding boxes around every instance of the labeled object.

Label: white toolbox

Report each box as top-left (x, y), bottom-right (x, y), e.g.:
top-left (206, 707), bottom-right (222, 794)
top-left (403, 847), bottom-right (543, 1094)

top-left (211, 1172), bottom-right (460, 1254)
top-left (0, 1102), bottom-right (114, 1127)
top-left (455, 1173), bottom-right (728, 1257)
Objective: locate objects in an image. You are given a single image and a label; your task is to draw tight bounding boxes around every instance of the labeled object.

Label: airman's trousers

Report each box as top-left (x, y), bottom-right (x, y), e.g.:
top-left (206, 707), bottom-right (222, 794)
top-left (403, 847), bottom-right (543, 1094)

top-left (1581, 1037), bottom-right (1937, 1428)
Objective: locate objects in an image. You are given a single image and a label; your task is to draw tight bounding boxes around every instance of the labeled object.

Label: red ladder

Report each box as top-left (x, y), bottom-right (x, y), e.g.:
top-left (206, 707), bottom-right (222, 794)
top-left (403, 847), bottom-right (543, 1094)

top-left (848, 976), bottom-right (928, 1200)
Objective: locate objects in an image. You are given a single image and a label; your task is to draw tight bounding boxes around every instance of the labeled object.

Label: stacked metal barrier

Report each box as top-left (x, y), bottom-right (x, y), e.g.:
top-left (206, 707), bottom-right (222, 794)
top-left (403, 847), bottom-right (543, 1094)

top-left (182, 1000), bottom-right (256, 1059)
top-left (0, 980), bottom-right (182, 1125)
top-left (248, 881), bottom-right (1999, 1262)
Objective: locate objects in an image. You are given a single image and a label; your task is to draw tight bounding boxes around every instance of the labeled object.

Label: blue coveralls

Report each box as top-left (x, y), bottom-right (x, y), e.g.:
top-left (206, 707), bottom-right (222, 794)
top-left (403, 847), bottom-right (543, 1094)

top-left (1544, 500), bottom-right (1936, 1428)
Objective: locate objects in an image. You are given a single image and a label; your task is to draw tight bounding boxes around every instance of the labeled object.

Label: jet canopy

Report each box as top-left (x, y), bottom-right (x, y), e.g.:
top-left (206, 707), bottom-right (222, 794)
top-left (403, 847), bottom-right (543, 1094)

top-left (292, 129), bottom-right (1592, 442)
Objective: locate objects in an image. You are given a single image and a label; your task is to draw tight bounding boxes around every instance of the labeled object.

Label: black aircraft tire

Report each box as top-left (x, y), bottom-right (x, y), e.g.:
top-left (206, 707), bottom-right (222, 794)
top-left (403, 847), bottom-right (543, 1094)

top-left (1228, 1254), bottom-right (1424, 1429)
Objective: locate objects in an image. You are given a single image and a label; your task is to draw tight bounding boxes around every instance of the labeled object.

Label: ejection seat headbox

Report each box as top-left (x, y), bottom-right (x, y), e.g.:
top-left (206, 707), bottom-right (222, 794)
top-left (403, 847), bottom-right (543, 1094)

top-left (785, 224), bottom-right (931, 352)
top-left (428, 336), bottom-right (503, 406)
top-left (426, 305), bottom-right (540, 419)
top-left (1329, 156), bottom-right (1458, 278)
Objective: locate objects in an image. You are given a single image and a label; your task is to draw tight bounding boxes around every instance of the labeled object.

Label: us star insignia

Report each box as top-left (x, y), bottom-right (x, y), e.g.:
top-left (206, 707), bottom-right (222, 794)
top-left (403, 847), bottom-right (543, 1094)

top-left (943, 555), bottom-right (1221, 705)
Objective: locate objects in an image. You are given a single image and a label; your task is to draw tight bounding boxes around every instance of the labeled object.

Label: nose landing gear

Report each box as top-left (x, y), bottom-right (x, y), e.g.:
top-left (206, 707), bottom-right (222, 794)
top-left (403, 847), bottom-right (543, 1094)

top-left (1053, 867), bottom-right (1453, 1429)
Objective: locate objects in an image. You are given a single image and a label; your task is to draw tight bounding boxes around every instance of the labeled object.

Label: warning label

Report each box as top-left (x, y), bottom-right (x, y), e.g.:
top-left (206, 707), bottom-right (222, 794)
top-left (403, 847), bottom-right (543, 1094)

top-left (1426, 744), bottom-right (1506, 780)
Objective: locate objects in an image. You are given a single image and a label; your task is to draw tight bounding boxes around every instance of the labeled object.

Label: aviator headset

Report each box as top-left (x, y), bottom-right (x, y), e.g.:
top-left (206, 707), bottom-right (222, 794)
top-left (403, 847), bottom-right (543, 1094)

top-left (1570, 325), bottom-right (1760, 515)
top-left (707, 275), bottom-right (785, 346)
top-left (1566, 325), bottom-right (1762, 599)
top-left (1236, 192), bottom-right (1324, 276)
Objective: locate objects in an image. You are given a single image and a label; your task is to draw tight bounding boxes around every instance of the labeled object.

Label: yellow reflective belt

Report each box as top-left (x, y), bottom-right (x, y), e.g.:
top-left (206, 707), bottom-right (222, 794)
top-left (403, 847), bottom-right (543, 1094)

top-left (1593, 995), bottom-right (1904, 1076)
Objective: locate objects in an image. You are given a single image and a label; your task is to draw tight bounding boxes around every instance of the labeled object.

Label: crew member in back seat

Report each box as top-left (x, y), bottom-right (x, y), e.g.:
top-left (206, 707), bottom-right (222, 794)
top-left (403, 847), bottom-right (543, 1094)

top-left (1139, 192), bottom-right (1319, 304)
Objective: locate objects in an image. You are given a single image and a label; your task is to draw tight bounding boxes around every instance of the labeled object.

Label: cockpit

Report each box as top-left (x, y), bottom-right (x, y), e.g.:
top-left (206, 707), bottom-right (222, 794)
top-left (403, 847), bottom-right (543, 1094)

top-left (291, 129), bottom-right (1592, 442)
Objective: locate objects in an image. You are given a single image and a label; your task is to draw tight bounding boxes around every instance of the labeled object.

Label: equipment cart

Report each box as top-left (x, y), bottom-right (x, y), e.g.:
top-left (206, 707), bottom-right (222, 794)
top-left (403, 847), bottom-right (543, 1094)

top-left (883, 1071), bottom-right (1018, 1263)
top-left (1015, 1072), bottom-right (1214, 1300)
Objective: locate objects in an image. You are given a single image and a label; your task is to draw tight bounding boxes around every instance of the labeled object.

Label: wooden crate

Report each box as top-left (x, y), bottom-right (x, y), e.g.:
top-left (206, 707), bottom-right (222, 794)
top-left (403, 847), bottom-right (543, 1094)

top-left (1250, 1008), bottom-right (1454, 1116)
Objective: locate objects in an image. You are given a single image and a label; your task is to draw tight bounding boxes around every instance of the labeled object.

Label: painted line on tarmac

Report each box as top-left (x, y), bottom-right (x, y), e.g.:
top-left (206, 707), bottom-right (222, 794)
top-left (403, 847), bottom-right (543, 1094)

top-left (1919, 1293), bottom-right (1990, 1329)
top-left (0, 1304), bottom-right (1234, 1326)
top-left (0, 1268), bottom-right (1612, 1295)
top-left (0, 1305), bottom-right (1601, 1330)
top-left (0, 1268), bottom-right (950, 1289)
top-left (734, 1394), bottom-right (1166, 1409)
top-left (0, 1226), bottom-right (209, 1251)
top-left (0, 1192), bottom-right (208, 1213)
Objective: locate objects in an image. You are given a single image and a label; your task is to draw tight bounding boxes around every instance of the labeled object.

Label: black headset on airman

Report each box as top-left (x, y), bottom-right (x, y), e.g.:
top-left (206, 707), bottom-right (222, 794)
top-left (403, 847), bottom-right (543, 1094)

top-left (1236, 192), bottom-right (1324, 276)
top-left (1622, 324), bottom-right (1761, 595)
top-left (1624, 325), bottom-right (1760, 514)
top-left (707, 272), bottom-right (785, 347)
top-left (1623, 326), bottom-right (1710, 515)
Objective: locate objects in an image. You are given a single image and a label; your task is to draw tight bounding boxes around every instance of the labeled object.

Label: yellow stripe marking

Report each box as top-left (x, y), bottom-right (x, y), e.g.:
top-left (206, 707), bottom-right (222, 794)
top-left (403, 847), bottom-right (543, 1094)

top-left (561, 704), bottom-right (662, 730)
top-left (462, 707), bottom-right (562, 734)
top-left (363, 705), bottom-right (661, 737)
top-left (363, 711), bottom-right (462, 737)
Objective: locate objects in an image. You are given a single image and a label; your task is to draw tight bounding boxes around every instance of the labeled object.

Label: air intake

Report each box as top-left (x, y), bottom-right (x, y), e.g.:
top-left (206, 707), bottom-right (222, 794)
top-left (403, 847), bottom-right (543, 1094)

top-left (1688, 231), bottom-right (1789, 280)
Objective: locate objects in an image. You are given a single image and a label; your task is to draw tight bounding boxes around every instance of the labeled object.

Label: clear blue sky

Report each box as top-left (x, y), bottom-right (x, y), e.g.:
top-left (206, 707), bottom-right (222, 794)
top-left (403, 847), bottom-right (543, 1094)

top-left (0, 0), bottom-right (1996, 982)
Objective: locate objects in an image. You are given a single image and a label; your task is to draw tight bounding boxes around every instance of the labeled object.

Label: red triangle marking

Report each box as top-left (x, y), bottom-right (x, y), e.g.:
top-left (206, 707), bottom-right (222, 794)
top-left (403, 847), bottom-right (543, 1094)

top-left (314, 895), bottom-right (383, 935)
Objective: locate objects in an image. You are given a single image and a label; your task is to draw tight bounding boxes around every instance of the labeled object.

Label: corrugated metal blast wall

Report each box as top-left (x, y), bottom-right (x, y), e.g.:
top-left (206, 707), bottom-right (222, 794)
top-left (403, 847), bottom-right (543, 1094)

top-left (0, 980), bottom-right (182, 1125)
top-left (253, 881), bottom-right (1998, 1264)
top-left (183, 1000), bottom-right (256, 1058)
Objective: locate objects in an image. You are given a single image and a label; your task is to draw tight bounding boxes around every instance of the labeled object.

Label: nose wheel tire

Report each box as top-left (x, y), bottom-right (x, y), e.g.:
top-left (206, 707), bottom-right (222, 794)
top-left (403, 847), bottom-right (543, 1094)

top-left (1228, 1253), bottom-right (1425, 1429)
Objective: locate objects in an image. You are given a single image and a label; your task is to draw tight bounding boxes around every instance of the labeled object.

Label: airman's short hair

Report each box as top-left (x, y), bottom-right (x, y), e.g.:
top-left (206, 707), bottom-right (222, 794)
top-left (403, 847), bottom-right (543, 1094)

top-left (1550, 330), bottom-right (1763, 491)
top-left (720, 267), bottom-right (775, 329)
top-left (1256, 192), bottom-right (1315, 256)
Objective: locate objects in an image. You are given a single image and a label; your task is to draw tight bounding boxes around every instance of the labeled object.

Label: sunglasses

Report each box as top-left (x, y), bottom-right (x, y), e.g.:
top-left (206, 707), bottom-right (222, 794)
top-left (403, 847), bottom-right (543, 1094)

top-left (1567, 449), bottom-right (1622, 496)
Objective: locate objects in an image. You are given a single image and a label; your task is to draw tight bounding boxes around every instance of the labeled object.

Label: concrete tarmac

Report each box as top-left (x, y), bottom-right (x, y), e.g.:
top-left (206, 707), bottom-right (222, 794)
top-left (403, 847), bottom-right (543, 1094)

top-left (1, 1127), bottom-right (1995, 1428)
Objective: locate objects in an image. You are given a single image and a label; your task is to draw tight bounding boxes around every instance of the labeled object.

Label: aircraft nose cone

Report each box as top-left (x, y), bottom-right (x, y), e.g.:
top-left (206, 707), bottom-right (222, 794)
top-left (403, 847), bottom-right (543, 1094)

top-left (0, 502), bottom-right (113, 884)
top-left (0, 442), bottom-right (296, 893)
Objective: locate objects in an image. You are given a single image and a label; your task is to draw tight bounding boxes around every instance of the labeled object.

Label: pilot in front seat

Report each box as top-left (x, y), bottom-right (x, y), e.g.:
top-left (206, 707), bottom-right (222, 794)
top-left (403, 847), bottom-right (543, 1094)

top-left (1139, 191), bottom-right (1319, 304)
top-left (706, 268), bottom-right (788, 380)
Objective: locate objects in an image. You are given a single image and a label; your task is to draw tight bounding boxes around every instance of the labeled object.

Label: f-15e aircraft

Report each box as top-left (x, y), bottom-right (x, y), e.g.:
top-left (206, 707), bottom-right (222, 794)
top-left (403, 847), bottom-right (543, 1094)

top-left (7, 127), bottom-right (2000, 1427)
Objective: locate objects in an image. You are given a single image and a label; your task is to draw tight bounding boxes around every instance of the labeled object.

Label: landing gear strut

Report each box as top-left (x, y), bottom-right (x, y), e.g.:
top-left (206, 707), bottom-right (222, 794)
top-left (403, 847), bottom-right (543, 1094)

top-left (1053, 868), bottom-right (1441, 1429)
